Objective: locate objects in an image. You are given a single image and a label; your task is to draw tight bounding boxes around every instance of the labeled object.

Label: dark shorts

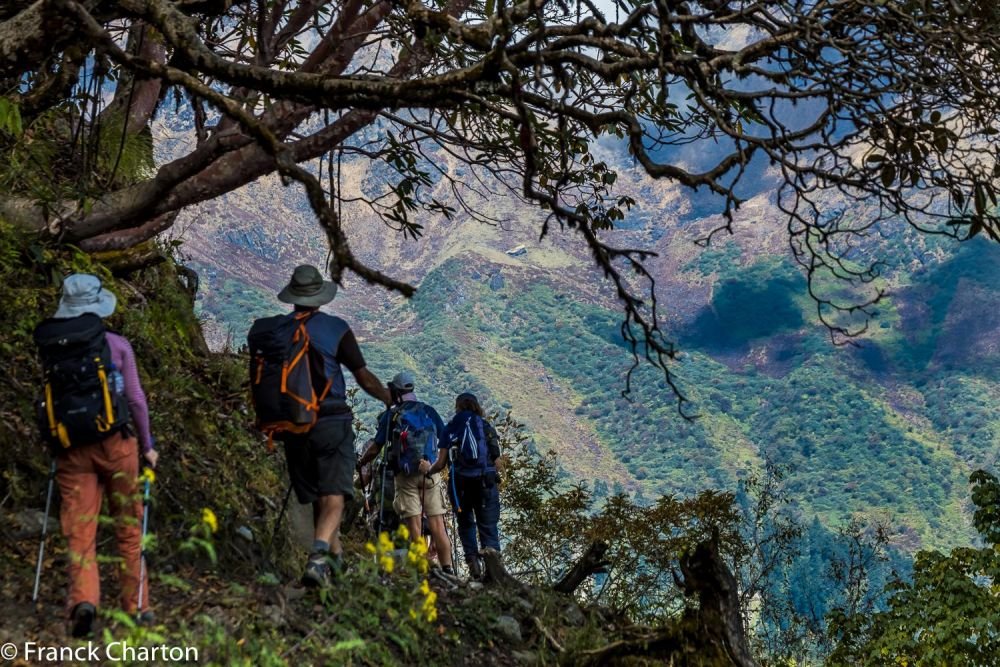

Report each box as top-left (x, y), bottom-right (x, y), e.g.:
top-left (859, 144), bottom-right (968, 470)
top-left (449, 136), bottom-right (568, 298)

top-left (281, 418), bottom-right (356, 504)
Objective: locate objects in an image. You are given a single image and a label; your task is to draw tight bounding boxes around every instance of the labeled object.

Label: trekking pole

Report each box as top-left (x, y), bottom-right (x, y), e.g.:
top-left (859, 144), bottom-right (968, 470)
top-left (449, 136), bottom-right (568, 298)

top-left (377, 458), bottom-right (388, 535)
top-left (356, 461), bottom-right (372, 515)
top-left (270, 484), bottom-right (293, 550)
top-left (447, 454), bottom-right (461, 575)
top-left (136, 468), bottom-right (152, 617)
top-left (451, 508), bottom-right (460, 578)
top-left (32, 460), bottom-right (57, 603)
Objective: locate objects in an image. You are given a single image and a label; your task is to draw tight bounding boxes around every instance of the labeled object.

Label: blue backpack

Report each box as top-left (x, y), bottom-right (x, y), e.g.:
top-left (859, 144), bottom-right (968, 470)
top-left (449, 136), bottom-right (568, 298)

top-left (455, 414), bottom-right (491, 477)
top-left (389, 402), bottom-right (439, 475)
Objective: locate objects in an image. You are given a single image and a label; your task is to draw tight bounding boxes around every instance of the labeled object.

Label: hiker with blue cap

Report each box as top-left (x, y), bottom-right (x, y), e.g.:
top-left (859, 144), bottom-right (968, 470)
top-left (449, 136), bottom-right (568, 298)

top-left (248, 264), bottom-right (391, 589)
top-left (359, 371), bottom-right (456, 576)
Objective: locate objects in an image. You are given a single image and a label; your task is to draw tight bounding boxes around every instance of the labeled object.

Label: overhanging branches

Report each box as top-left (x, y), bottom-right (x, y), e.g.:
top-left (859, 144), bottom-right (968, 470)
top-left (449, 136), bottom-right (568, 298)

top-left (2, 0), bottom-right (999, 409)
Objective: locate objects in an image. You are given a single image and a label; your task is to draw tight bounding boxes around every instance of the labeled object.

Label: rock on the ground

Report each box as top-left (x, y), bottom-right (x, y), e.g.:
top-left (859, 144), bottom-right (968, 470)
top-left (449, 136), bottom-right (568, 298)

top-left (284, 584), bottom-right (307, 601)
top-left (494, 615), bottom-right (522, 643)
top-left (260, 604), bottom-right (286, 628)
top-left (563, 602), bottom-right (586, 627)
top-left (15, 509), bottom-right (56, 534)
top-left (511, 649), bottom-right (538, 664)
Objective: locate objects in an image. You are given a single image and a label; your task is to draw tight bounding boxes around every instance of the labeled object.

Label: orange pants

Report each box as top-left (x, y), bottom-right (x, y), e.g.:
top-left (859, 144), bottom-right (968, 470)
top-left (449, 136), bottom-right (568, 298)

top-left (55, 431), bottom-right (150, 616)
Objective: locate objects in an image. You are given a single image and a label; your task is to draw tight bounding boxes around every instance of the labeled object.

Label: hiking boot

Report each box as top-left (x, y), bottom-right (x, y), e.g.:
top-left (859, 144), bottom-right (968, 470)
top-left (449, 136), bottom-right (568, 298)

top-left (70, 602), bottom-right (96, 638)
top-left (467, 557), bottom-right (483, 581)
top-left (301, 554), bottom-right (333, 589)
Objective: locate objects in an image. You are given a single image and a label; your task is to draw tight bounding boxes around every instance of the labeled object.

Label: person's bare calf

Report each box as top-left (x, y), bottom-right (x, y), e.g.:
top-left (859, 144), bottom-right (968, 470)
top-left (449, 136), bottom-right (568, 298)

top-left (314, 494), bottom-right (344, 555)
top-left (426, 515), bottom-right (452, 568)
top-left (406, 514), bottom-right (423, 541)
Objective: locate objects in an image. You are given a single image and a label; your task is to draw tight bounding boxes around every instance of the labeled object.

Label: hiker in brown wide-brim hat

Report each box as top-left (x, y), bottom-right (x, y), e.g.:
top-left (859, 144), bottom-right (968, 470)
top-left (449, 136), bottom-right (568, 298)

top-left (277, 264), bottom-right (338, 307)
top-left (253, 262), bottom-right (391, 591)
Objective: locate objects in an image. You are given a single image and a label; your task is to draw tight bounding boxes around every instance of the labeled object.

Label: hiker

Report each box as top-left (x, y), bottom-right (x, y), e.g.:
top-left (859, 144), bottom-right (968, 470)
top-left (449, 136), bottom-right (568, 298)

top-left (34, 274), bottom-right (159, 637)
top-left (359, 372), bottom-right (456, 576)
top-left (250, 264), bottom-right (391, 588)
top-left (443, 393), bottom-right (502, 580)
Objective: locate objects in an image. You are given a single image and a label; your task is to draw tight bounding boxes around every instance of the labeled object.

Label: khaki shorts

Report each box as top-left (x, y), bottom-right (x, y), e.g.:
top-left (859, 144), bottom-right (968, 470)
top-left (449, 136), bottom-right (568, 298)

top-left (393, 472), bottom-right (447, 519)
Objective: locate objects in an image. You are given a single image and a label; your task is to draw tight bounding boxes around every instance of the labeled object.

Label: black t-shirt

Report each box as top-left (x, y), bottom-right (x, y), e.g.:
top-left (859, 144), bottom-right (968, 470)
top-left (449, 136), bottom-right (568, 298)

top-left (336, 329), bottom-right (365, 372)
top-left (295, 306), bottom-right (366, 373)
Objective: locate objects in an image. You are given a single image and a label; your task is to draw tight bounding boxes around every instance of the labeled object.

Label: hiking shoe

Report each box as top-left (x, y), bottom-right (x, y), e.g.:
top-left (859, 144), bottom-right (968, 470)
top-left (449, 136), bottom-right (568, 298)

top-left (301, 555), bottom-right (333, 589)
top-left (467, 557), bottom-right (483, 581)
top-left (70, 602), bottom-right (96, 638)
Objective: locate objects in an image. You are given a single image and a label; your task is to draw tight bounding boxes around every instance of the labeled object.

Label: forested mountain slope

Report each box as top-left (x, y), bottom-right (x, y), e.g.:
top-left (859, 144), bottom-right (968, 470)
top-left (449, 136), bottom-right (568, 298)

top-left (176, 127), bottom-right (1000, 553)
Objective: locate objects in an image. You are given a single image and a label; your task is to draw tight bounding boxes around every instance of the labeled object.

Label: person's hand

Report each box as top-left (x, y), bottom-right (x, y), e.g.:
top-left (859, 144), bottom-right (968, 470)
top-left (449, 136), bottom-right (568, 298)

top-left (143, 448), bottom-right (159, 469)
top-left (418, 459), bottom-right (431, 475)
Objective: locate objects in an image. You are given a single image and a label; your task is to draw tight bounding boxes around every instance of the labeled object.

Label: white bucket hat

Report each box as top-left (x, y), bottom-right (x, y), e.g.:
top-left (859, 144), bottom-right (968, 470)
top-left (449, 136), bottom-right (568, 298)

top-left (53, 274), bottom-right (117, 319)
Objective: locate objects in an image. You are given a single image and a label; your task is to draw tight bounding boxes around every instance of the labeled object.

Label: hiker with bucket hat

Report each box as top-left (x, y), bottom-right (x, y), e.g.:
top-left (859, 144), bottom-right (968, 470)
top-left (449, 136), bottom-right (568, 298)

top-left (33, 274), bottom-right (159, 637)
top-left (249, 264), bottom-right (391, 588)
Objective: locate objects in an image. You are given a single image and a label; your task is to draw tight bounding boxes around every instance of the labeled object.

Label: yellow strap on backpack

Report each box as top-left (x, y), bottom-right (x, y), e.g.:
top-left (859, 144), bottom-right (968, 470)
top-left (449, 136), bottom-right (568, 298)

top-left (96, 361), bottom-right (115, 433)
top-left (44, 382), bottom-right (72, 448)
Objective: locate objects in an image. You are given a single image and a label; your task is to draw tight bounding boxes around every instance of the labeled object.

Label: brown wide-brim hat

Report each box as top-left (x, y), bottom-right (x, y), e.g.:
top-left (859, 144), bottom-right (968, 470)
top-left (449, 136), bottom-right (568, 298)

top-left (277, 264), bottom-right (338, 307)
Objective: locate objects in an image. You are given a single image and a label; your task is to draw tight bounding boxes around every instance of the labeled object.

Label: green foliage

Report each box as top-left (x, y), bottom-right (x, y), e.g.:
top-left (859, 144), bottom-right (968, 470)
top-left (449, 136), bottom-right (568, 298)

top-left (683, 261), bottom-right (806, 350)
top-left (498, 412), bottom-right (741, 622)
top-left (889, 239), bottom-right (1000, 374)
top-left (828, 471), bottom-right (1000, 666)
top-left (749, 357), bottom-right (966, 540)
top-left (0, 98), bottom-right (153, 205)
top-left (0, 97), bottom-right (23, 137)
top-left (321, 254), bottom-right (987, 559)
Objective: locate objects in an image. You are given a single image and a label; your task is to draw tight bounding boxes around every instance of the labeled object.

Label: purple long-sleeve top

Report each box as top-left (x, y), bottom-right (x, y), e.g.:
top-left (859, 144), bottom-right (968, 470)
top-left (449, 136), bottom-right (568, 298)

top-left (107, 332), bottom-right (154, 453)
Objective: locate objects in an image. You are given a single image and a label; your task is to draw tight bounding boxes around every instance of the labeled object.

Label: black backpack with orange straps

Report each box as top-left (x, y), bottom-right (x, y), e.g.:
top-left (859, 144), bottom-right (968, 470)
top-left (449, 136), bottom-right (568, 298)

top-left (247, 311), bottom-right (331, 447)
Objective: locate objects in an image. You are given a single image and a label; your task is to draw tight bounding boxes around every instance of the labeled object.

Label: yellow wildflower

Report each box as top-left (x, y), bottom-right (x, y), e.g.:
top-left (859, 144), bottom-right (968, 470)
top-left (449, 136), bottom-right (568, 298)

top-left (379, 554), bottom-right (395, 574)
top-left (365, 542), bottom-right (377, 554)
top-left (419, 579), bottom-right (431, 596)
top-left (421, 589), bottom-right (438, 623)
top-left (139, 468), bottom-right (156, 484)
top-left (411, 539), bottom-right (428, 556)
top-left (409, 608), bottom-right (419, 620)
top-left (201, 507), bottom-right (218, 534)
top-left (396, 524), bottom-right (410, 541)
top-left (378, 531), bottom-right (393, 553)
